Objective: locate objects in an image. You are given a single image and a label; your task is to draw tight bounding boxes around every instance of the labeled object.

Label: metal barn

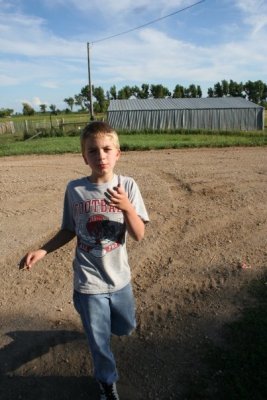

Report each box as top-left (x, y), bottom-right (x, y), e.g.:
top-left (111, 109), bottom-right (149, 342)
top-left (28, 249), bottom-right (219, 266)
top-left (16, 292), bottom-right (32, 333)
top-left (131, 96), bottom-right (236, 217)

top-left (107, 97), bottom-right (264, 131)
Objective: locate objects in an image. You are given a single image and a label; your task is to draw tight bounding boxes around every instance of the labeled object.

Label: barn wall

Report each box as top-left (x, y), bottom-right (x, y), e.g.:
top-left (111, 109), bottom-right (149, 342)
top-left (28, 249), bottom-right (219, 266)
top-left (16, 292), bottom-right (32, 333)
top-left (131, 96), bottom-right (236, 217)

top-left (108, 107), bottom-right (264, 131)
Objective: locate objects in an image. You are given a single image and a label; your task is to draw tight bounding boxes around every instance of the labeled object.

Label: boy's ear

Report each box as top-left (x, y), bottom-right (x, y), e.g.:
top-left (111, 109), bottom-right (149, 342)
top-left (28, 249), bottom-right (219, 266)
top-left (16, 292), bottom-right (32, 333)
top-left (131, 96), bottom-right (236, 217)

top-left (117, 149), bottom-right (121, 159)
top-left (82, 153), bottom-right (88, 165)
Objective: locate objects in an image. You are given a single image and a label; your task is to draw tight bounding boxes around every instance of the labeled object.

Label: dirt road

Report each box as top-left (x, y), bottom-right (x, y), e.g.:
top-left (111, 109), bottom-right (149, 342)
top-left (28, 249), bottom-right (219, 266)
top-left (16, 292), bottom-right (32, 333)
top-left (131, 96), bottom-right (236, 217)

top-left (0, 147), bottom-right (266, 399)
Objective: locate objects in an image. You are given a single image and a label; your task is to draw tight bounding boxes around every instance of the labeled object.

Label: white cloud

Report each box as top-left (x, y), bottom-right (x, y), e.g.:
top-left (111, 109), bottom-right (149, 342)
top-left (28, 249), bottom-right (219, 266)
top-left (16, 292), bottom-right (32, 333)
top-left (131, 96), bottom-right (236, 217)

top-left (1, 0), bottom-right (267, 112)
top-left (40, 81), bottom-right (59, 89)
top-left (32, 96), bottom-right (43, 107)
top-left (0, 73), bottom-right (20, 86)
top-left (46, 0), bottom-right (189, 14)
top-left (0, 11), bottom-right (84, 57)
top-left (0, 0), bottom-right (14, 11)
top-left (20, 99), bottom-right (33, 107)
top-left (235, 0), bottom-right (267, 34)
top-left (90, 25), bottom-right (267, 88)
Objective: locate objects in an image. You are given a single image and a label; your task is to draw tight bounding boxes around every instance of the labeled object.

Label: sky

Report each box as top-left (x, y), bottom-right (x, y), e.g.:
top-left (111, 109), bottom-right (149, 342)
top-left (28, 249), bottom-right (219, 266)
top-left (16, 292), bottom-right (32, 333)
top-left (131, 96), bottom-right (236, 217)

top-left (0, 0), bottom-right (267, 113)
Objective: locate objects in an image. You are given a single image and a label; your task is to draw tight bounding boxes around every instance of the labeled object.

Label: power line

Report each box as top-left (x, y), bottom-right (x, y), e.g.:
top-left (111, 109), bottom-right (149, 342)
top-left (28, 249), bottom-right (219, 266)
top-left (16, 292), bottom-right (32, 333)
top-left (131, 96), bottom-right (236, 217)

top-left (90, 0), bottom-right (205, 44)
top-left (86, 0), bottom-right (205, 120)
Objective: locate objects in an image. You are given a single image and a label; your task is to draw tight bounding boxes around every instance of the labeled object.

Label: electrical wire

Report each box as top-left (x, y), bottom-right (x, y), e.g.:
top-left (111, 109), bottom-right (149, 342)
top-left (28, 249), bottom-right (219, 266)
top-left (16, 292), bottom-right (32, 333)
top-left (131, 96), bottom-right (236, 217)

top-left (90, 0), bottom-right (205, 44)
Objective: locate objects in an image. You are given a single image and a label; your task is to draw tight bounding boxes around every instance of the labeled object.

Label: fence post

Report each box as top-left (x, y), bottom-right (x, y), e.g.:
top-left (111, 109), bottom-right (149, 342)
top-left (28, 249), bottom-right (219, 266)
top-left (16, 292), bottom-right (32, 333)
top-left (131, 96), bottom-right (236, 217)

top-left (10, 121), bottom-right (15, 134)
top-left (59, 118), bottom-right (65, 134)
top-left (24, 120), bottom-right (29, 134)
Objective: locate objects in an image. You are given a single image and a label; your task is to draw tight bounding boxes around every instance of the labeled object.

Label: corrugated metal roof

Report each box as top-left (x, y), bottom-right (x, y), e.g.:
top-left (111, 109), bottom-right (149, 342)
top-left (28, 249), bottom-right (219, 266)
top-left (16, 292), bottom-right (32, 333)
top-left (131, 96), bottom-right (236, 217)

top-left (108, 97), bottom-right (262, 111)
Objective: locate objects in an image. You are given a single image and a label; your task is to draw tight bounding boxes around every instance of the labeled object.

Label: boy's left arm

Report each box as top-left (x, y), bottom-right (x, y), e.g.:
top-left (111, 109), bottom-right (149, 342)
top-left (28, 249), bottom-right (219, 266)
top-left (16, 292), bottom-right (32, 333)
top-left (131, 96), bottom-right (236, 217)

top-left (106, 185), bottom-right (145, 241)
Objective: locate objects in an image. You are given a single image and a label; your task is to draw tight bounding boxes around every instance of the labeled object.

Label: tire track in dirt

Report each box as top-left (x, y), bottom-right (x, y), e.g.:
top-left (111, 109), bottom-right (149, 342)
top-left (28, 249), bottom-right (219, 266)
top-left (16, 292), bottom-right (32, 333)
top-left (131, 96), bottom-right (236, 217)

top-left (133, 166), bottom-right (267, 342)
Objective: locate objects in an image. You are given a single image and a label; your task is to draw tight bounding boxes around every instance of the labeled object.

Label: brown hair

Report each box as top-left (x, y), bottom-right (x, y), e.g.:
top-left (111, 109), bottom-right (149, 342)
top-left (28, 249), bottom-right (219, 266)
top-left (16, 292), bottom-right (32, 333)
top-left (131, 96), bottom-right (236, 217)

top-left (81, 121), bottom-right (120, 152)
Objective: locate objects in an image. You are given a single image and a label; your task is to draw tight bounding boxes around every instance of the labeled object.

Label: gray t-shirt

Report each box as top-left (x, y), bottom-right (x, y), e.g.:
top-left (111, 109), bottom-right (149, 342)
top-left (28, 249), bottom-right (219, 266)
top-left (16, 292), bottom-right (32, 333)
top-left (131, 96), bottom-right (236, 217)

top-left (61, 174), bottom-right (149, 294)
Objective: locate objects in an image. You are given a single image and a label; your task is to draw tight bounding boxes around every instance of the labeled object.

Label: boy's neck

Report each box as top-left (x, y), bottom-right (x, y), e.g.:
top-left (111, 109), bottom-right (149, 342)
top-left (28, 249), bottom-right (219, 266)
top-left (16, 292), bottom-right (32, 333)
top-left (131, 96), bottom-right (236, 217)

top-left (88, 173), bottom-right (115, 184)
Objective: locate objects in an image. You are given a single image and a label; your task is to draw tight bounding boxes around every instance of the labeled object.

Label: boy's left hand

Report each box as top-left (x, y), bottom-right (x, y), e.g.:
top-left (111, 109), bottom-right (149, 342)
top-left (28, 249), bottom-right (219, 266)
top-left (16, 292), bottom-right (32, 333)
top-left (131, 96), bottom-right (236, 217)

top-left (105, 185), bottom-right (131, 212)
top-left (106, 184), bottom-right (145, 241)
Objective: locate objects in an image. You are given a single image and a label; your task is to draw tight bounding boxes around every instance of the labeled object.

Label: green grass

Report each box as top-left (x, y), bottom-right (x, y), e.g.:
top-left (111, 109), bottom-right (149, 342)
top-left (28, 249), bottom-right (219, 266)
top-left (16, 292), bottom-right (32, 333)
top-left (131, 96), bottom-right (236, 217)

top-left (0, 136), bottom-right (81, 156)
top-left (119, 131), bottom-right (267, 150)
top-left (1, 110), bottom-right (266, 156)
top-left (0, 130), bottom-right (266, 157)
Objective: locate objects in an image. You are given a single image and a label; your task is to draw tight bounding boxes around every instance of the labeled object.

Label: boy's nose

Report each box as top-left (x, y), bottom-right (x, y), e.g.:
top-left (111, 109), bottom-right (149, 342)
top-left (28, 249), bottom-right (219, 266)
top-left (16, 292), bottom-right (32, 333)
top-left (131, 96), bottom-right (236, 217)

top-left (98, 150), bottom-right (105, 159)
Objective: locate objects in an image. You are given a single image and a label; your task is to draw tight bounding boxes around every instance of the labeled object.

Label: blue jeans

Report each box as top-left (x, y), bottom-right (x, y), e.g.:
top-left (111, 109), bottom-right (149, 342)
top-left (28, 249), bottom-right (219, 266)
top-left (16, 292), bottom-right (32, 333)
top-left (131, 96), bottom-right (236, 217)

top-left (73, 283), bottom-right (136, 384)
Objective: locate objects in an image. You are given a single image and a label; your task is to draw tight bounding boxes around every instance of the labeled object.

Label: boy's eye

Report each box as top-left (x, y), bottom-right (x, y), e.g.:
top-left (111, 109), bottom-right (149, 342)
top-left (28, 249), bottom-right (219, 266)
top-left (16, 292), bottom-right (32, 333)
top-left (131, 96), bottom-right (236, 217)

top-left (86, 147), bottom-right (113, 154)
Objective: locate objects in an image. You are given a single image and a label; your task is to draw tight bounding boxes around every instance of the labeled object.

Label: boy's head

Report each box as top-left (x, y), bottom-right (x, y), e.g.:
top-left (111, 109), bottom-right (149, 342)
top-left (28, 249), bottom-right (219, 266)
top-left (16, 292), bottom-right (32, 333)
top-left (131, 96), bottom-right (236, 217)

top-left (81, 121), bottom-right (120, 154)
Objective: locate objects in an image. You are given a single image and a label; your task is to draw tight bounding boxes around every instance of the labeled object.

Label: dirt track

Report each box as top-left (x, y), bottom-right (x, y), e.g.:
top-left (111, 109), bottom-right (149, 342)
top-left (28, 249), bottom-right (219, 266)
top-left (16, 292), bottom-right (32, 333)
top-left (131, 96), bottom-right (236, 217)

top-left (0, 147), bottom-right (267, 399)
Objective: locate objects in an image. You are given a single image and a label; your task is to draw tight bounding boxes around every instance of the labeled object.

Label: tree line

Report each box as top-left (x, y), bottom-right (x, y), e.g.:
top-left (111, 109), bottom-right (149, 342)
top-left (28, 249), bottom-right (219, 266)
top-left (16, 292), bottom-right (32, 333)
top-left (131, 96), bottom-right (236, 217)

top-left (63, 80), bottom-right (267, 115)
top-left (0, 79), bottom-right (266, 117)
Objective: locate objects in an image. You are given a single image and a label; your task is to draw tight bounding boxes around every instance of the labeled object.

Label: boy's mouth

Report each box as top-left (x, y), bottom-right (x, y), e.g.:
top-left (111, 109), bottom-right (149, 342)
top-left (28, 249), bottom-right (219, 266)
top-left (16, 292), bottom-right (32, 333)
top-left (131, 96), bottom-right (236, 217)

top-left (98, 164), bottom-right (107, 169)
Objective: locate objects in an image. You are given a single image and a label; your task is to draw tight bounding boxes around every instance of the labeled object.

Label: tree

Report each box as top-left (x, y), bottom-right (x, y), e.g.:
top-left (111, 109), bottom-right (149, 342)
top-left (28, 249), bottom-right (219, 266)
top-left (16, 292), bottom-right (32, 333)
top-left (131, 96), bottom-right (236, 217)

top-left (150, 84), bottom-right (170, 98)
top-left (49, 104), bottom-right (57, 115)
top-left (73, 85), bottom-right (92, 111)
top-left (185, 84), bottom-right (198, 98)
top-left (93, 86), bottom-right (108, 113)
top-left (221, 79), bottom-right (229, 96)
top-left (244, 80), bottom-right (267, 104)
top-left (214, 82), bottom-right (224, 97)
top-left (118, 86), bottom-right (133, 99)
top-left (131, 85), bottom-right (141, 99)
top-left (196, 85), bottom-right (202, 98)
top-left (138, 84), bottom-right (150, 99)
top-left (22, 103), bottom-right (34, 116)
top-left (80, 85), bottom-right (92, 110)
top-left (109, 85), bottom-right (117, 100)
top-left (207, 87), bottom-right (214, 97)
top-left (228, 80), bottom-right (244, 97)
top-left (173, 84), bottom-right (185, 98)
top-left (39, 104), bottom-right (47, 113)
top-left (0, 108), bottom-right (14, 117)
top-left (63, 97), bottom-right (74, 111)
top-left (74, 94), bottom-right (84, 110)
top-left (208, 80), bottom-right (244, 98)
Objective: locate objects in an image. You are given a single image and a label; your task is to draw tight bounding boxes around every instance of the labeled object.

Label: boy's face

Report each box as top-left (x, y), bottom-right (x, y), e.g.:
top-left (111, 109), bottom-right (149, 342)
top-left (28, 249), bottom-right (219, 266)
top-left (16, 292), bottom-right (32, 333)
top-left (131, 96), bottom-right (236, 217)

top-left (82, 134), bottom-right (121, 182)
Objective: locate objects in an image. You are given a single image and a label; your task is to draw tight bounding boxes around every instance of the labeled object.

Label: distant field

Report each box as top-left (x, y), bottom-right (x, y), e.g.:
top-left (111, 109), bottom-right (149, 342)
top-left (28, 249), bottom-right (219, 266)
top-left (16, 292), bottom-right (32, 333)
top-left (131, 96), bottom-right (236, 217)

top-left (2, 109), bottom-right (267, 126)
top-left (0, 130), bottom-right (266, 157)
top-left (0, 110), bottom-right (266, 157)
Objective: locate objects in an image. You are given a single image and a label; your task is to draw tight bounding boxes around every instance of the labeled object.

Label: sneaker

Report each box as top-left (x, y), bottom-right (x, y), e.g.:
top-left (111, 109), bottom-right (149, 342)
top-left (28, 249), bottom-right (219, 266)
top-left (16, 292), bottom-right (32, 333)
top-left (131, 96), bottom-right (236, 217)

top-left (99, 381), bottom-right (120, 400)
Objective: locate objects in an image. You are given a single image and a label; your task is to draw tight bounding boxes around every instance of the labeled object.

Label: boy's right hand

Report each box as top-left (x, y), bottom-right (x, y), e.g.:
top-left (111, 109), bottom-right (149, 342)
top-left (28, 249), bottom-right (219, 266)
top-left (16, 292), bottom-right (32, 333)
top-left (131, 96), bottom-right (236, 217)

top-left (18, 249), bottom-right (47, 270)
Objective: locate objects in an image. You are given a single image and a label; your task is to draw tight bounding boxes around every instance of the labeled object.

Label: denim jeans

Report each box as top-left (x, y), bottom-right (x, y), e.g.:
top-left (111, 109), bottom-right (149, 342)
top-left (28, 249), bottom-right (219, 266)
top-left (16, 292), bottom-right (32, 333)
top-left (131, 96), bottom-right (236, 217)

top-left (73, 283), bottom-right (136, 384)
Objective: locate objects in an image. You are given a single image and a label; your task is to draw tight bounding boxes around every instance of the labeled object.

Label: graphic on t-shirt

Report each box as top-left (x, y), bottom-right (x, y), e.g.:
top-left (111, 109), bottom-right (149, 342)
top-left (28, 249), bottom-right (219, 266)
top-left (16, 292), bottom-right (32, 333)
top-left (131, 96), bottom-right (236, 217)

top-left (77, 213), bottom-right (125, 257)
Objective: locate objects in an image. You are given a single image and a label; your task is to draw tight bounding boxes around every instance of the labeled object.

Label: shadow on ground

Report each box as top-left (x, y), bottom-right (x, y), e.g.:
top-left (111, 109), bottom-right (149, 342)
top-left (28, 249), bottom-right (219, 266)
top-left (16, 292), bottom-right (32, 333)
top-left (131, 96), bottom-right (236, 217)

top-left (0, 329), bottom-right (98, 400)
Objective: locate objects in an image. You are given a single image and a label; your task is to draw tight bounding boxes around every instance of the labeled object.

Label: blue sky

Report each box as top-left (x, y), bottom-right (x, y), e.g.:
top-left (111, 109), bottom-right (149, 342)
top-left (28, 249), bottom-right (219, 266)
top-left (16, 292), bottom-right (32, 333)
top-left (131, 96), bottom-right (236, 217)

top-left (1, 0), bottom-right (267, 113)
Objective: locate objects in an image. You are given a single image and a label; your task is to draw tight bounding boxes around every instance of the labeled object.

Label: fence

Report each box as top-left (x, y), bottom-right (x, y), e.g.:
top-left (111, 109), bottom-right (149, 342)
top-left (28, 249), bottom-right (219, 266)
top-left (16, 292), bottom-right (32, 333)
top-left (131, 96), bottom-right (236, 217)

top-left (0, 117), bottom-right (89, 135)
top-left (0, 121), bottom-right (15, 134)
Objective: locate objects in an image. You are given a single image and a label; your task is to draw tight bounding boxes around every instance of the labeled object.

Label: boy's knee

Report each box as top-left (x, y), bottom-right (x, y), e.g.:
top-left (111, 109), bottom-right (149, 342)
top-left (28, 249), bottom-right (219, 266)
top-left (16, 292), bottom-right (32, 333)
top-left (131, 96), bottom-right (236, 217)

top-left (112, 320), bottom-right (136, 336)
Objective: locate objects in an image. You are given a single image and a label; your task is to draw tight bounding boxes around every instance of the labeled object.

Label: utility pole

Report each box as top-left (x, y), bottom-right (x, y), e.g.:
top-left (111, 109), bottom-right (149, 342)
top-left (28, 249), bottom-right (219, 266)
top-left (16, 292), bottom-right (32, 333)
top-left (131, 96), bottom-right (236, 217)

top-left (87, 42), bottom-right (94, 120)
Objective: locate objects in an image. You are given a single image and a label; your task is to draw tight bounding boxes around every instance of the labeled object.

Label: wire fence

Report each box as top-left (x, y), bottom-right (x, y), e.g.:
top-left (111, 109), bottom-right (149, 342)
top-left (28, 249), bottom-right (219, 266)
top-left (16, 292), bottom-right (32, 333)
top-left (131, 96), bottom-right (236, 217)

top-left (0, 117), bottom-right (89, 135)
top-left (0, 121), bottom-right (15, 134)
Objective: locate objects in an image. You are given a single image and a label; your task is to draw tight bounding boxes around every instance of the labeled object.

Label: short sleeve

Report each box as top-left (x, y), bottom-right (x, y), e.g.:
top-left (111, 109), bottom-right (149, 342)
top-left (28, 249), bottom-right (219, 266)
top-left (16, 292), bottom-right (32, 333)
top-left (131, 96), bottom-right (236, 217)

top-left (123, 176), bottom-right (149, 223)
top-left (61, 184), bottom-right (75, 232)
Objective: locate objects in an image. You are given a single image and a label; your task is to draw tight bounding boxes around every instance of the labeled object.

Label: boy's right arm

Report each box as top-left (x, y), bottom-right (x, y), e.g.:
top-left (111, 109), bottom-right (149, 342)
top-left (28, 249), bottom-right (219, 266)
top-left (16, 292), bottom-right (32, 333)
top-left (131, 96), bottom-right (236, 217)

top-left (19, 229), bottom-right (75, 270)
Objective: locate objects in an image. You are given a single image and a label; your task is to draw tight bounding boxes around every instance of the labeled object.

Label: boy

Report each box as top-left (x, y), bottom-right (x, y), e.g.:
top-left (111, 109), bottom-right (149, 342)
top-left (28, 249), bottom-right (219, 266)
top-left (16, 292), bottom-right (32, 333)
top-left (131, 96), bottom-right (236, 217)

top-left (20, 121), bottom-right (149, 400)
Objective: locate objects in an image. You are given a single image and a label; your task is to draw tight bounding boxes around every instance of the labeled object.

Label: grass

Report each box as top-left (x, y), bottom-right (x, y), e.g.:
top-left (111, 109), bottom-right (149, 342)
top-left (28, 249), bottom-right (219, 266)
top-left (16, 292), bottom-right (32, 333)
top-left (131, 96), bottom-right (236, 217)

top-left (119, 131), bottom-right (267, 150)
top-left (186, 272), bottom-right (267, 400)
top-left (0, 136), bottom-right (81, 156)
top-left (0, 130), bottom-right (266, 157)
top-left (1, 110), bottom-right (266, 156)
